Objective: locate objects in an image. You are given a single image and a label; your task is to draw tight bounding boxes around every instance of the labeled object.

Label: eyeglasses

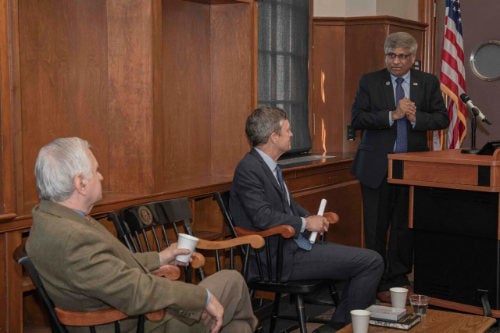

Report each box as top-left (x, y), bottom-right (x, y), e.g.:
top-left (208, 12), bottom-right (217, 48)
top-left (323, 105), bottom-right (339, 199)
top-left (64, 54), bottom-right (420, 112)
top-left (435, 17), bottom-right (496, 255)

top-left (386, 53), bottom-right (412, 60)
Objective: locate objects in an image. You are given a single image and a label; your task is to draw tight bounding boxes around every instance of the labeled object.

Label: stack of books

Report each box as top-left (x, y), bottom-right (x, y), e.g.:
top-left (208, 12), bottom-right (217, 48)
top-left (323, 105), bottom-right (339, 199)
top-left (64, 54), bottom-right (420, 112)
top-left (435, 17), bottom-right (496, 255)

top-left (366, 305), bottom-right (421, 330)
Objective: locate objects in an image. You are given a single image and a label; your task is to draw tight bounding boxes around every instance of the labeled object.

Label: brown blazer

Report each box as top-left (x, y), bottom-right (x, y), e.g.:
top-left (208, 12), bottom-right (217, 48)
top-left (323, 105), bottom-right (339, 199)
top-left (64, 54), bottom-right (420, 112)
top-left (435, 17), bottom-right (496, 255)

top-left (26, 200), bottom-right (208, 333)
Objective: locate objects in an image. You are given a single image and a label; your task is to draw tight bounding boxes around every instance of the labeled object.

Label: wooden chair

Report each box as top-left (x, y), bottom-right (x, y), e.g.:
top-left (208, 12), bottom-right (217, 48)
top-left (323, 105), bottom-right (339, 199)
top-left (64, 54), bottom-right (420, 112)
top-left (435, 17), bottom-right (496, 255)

top-left (14, 244), bottom-right (179, 333)
top-left (159, 197), bottom-right (265, 277)
top-left (214, 191), bottom-right (340, 333)
top-left (106, 201), bottom-right (206, 282)
top-left (109, 198), bottom-right (264, 282)
top-left (109, 197), bottom-right (275, 332)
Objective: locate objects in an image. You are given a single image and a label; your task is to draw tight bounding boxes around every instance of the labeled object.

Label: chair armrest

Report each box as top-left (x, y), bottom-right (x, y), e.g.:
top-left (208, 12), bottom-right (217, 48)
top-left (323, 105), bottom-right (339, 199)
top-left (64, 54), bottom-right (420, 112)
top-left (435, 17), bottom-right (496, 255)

top-left (197, 235), bottom-right (265, 250)
top-left (152, 264), bottom-right (181, 280)
top-left (234, 225), bottom-right (296, 239)
top-left (55, 265), bottom-right (177, 325)
top-left (55, 307), bottom-right (128, 326)
top-left (324, 212), bottom-right (339, 224)
top-left (190, 252), bottom-right (206, 269)
top-left (55, 307), bottom-right (166, 326)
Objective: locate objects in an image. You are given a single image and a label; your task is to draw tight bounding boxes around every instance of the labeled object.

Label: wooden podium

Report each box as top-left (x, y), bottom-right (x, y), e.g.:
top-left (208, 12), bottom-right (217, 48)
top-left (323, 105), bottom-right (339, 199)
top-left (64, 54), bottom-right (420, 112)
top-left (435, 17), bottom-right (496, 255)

top-left (387, 149), bottom-right (500, 317)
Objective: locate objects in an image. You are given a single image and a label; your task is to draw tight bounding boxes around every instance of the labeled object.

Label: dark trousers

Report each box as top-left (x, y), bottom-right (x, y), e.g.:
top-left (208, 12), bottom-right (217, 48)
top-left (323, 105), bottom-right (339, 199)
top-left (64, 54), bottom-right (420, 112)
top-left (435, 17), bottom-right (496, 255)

top-left (289, 242), bottom-right (383, 326)
top-left (361, 180), bottom-right (413, 291)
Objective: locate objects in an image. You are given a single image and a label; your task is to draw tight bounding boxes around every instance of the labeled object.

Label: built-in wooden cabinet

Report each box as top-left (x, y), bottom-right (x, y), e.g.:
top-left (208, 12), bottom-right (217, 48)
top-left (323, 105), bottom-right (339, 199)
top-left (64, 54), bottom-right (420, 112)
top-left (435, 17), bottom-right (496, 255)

top-left (286, 154), bottom-right (363, 247)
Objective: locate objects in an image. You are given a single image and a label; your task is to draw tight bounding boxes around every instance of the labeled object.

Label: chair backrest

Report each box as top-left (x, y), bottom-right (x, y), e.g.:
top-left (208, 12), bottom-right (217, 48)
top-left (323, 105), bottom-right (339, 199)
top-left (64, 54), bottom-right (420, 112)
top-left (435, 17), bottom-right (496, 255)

top-left (159, 197), bottom-right (212, 280)
top-left (157, 197), bottom-right (194, 234)
top-left (13, 244), bottom-right (156, 333)
top-left (109, 199), bottom-right (205, 281)
top-left (14, 245), bottom-right (68, 333)
top-left (108, 202), bottom-right (175, 253)
top-left (161, 197), bottom-right (267, 281)
top-left (213, 191), bottom-right (238, 238)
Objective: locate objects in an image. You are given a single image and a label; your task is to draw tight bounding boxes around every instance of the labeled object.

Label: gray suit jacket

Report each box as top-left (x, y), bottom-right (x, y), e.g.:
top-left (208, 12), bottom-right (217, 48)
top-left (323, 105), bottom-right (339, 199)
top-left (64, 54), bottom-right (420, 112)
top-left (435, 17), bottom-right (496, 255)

top-left (229, 149), bottom-right (310, 281)
top-left (350, 68), bottom-right (449, 189)
top-left (26, 200), bottom-right (208, 333)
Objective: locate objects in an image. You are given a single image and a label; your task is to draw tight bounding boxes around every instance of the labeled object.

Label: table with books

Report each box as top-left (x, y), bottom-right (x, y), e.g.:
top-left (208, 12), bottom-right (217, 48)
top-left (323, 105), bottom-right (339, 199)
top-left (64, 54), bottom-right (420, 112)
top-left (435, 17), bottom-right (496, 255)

top-left (337, 304), bottom-right (496, 333)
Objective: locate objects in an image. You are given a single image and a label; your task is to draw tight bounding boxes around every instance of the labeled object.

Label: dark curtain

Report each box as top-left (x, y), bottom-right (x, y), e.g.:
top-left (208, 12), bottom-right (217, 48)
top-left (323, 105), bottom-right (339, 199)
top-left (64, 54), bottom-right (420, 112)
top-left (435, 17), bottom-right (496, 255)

top-left (258, 0), bottom-right (311, 155)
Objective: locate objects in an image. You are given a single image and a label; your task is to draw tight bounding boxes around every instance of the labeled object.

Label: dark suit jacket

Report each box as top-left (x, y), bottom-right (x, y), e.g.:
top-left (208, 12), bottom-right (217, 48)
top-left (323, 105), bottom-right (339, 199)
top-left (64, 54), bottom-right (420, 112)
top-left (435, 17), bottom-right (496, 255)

top-left (26, 200), bottom-right (208, 333)
top-left (350, 68), bottom-right (449, 189)
top-left (230, 148), bottom-right (310, 280)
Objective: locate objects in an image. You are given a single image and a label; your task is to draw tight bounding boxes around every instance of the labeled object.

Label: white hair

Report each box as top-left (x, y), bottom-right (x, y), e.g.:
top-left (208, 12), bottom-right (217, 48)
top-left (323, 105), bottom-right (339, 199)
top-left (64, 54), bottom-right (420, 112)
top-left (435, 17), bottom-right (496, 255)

top-left (35, 137), bottom-right (92, 202)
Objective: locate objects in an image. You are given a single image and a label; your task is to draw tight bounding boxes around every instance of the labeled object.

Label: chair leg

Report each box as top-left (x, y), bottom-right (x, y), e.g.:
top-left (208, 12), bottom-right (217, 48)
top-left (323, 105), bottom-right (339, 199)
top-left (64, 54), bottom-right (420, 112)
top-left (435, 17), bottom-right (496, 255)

top-left (295, 295), bottom-right (307, 333)
top-left (329, 283), bottom-right (340, 306)
top-left (269, 293), bottom-right (282, 333)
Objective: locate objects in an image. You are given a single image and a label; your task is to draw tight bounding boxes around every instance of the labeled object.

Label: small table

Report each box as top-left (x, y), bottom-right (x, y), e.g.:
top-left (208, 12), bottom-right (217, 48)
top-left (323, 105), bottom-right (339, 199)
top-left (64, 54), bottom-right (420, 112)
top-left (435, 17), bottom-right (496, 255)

top-left (337, 307), bottom-right (496, 333)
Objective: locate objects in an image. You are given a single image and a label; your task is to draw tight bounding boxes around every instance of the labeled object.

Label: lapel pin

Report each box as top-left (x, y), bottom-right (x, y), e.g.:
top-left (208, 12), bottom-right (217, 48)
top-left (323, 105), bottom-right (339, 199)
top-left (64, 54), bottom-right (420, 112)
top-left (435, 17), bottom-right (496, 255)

top-left (385, 81), bottom-right (391, 86)
top-left (413, 82), bottom-right (418, 86)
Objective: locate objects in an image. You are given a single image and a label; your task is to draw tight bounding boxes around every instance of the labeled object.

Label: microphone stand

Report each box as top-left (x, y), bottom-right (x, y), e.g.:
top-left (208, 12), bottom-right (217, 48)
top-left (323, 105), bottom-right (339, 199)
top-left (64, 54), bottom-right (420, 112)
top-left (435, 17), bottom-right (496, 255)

top-left (461, 112), bottom-right (480, 154)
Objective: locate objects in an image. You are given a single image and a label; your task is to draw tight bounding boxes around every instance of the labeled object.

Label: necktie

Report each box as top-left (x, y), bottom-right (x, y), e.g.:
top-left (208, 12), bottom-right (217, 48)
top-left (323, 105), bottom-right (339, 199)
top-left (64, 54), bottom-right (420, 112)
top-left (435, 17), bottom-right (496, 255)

top-left (394, 77), bottom-right (408, 153)
top-left (275, 165), bottom-right (286, 196)
top-left (275, 165), bottom-right (312, 251)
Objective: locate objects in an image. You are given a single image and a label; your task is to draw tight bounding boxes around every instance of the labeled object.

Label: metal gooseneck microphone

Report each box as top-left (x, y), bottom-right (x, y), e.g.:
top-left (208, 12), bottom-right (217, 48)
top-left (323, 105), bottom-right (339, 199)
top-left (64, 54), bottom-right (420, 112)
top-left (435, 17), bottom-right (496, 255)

top-left (459, 93), bottom-right (492, 154)
top-left (460, 93), bottom-right (492, 125)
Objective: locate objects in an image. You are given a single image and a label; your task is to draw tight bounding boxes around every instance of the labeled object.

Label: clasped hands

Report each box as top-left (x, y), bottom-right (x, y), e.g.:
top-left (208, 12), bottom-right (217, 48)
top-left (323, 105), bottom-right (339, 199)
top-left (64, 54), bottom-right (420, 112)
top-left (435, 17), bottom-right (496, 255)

top-left (305, 211), bottom-right (339, 235)
top-left (393, 97), bottom-right (416, 123)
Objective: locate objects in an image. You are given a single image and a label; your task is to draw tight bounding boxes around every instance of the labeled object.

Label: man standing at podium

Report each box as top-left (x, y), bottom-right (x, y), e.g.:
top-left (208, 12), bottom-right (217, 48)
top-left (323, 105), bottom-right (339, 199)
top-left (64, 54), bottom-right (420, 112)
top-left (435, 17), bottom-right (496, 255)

top-left (350, 32), bottom-right (449, 300)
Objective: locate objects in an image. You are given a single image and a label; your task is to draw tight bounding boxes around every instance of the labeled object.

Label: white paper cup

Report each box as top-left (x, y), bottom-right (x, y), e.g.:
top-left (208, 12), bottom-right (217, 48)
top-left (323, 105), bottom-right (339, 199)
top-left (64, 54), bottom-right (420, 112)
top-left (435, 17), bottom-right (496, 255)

top-left (350, 309), bottom-right (371, 333)
top-left (390, 287), bottom-right (408, 309)
top-left (176, 233), bottom-right (199, 263)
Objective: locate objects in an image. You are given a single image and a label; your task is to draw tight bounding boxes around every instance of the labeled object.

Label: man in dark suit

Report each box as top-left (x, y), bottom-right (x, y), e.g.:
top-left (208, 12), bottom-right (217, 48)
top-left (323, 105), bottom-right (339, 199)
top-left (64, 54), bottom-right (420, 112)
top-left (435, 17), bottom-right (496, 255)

top-left (230, 106), bottom-right (384, 332)
top-left (350, 32), bottom-right (449, 298)
top-left (27, 137), bottom-right (258, 333)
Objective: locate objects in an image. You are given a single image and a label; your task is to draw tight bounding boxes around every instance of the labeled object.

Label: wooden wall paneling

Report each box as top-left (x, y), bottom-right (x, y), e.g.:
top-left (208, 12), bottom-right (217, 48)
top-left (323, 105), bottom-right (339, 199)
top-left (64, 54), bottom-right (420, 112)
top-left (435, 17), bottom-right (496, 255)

top-left (210, 3), bottom-right (255, 177)
top-left (418, 0), bottom-right (436, 73)
top-left (293, 181), bottom-right (363, 248)
top-left (157, 0), bottom-right (212, 189)
top-left (107, 0), bottom-right (155, 194)
top-left (344, 19), bottom-right (388, 126)
top-left (5, 230), bottom-right (24, 333)
top-left (0, 233), bottom-right (7, 332)
top-left (310, 20), bottom-right (346, 154)
top-left (0, 0), bottom-right (16, 216)
top-left (192, 195), bottom-right (225, 239)
top-left (17, 1), bottom-right (110, 213)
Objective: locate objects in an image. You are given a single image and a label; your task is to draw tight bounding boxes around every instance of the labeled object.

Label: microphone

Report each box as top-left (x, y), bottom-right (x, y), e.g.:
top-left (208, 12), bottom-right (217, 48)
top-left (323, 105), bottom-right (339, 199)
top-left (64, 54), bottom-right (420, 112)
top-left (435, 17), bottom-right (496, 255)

top-left (460, 93), bottom-right (492, 125)
top-left (309, 199), bottom-right (327, 244)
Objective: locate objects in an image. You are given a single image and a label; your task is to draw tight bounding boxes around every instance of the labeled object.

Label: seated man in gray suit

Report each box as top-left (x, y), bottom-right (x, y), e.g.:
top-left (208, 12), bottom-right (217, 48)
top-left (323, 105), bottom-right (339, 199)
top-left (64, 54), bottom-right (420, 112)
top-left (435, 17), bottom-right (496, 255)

top-left (230, 106), bottom-right (384, 332)
top-left (27, 137), bottom-right (258, 333)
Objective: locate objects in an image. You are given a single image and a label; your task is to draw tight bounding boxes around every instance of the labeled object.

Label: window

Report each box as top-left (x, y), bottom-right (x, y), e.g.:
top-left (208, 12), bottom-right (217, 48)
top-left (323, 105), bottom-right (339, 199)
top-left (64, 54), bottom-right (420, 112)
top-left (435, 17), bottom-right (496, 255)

top-left (258, 0), bottom-right (311, 155)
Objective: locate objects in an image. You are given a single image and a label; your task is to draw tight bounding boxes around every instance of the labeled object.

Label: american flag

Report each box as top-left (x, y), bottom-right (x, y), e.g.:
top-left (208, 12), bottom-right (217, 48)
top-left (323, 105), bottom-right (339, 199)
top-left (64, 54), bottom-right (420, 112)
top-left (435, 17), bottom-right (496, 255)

top-left (436, 0), bottom-right (467, 149)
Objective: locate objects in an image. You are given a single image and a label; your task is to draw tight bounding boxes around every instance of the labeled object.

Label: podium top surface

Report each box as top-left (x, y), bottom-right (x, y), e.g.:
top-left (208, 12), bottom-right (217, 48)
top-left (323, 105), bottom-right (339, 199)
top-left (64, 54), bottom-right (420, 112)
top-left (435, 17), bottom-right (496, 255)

top-left (388, 148), bottom-right (500, 165)
top-left (388, 149), bottom-right (500, 191)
